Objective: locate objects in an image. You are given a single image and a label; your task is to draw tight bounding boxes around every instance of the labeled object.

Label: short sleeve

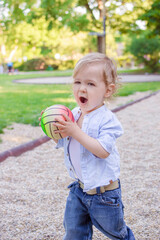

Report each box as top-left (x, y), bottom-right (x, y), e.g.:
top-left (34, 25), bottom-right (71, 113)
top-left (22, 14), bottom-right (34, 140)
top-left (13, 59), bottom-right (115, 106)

top-left (97, 115), bottom-right (123, 154)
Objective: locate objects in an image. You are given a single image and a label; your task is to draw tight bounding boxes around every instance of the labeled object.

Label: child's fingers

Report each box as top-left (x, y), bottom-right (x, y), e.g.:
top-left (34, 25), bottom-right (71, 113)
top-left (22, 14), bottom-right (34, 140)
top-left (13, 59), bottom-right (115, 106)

top-left (54, 129), bottom-right (62, 134)
top-left (38, 115), bottom-right (42, 127)
top-left (55, 116), bottom-right (66, 125)
top-left (38, 110), bottom-right (45, 122)
top-left (41, 110), bottom-right (44, 116)
top-left (53, 122), bottom-right (63, 128)
top-left (62, 113), bottom-right (71, 122)
top-left (38, 110), bottom-right (45, 126)
top-left (64, 113), bottom-right (71, 121)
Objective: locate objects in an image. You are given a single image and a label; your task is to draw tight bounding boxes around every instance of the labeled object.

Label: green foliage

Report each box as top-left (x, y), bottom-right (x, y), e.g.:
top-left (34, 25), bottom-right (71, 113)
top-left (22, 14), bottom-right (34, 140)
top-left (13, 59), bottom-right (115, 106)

top-left (140, 0), bottom-right (160, 35)
top-left (17, 58), bottom-right (77, 71)
top-left (1, 0), bottom-right (37, 27)
top-left (1, 0), bottom-right (158, 71)
top-left (126, 32), bottom-right (160, 72)
top-left (40, 46), bottom-right (52, 56)
top-left (57, 60), bottom-right (77, 70)
top-left (62, 14), bottom-right (90, 32)
top-left (17, 58), bottom-right (53, 71)
top-left (1, 0), bottom-right (154, 33)
top-left (1, 15), bottom-right (94, 67)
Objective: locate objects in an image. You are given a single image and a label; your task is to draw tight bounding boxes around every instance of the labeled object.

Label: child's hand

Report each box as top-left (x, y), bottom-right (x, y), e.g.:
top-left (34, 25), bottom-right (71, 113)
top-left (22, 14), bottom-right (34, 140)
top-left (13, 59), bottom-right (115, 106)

top-left (38, 110), bottom-right (44, 126)
top-left (53, 114), bottom-right (78, 138)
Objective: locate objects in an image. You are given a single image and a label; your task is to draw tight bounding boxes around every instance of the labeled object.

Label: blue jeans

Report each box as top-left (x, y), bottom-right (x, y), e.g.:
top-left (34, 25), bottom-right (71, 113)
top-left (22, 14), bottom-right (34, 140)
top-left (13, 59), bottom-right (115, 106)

top-left (63, 181), bottom-right (135, 240)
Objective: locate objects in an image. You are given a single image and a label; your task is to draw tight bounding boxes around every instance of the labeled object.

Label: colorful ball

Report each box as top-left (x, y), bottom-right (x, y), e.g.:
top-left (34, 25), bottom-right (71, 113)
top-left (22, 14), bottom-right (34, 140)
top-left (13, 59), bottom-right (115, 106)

top-left (41, 105), bottom-right (74, 140)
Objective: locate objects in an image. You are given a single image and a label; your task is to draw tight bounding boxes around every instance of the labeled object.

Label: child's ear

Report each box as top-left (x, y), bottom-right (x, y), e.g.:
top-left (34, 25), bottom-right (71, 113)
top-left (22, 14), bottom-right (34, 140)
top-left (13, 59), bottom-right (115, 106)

top-left (105, 84), bottom-right (115, 98)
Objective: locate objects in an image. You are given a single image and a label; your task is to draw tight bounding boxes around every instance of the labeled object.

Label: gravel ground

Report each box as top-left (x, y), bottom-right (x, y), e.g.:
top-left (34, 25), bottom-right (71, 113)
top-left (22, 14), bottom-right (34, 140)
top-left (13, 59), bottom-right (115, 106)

top-left (0, 91), bottom-right (160, 240)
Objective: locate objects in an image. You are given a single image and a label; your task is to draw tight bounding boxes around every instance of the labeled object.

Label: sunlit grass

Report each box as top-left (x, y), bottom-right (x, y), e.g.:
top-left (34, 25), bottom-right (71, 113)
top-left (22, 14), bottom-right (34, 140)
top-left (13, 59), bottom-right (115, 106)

top-left (0, 73), bottom-right (76, 133)
top-left (117, 82), bottom-right (160, 96)
top-left (52, 98), bottom-right (76, 103)
top-left (35, 89), bottom-right (72, 94)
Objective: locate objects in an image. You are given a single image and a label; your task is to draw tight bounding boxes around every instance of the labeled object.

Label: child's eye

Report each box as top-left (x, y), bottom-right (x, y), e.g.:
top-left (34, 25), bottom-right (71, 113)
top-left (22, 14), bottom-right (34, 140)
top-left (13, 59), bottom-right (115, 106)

top-left (74, 81), bottom-right (81, 84)
top-left (88, 82), bottom-right (95, 86)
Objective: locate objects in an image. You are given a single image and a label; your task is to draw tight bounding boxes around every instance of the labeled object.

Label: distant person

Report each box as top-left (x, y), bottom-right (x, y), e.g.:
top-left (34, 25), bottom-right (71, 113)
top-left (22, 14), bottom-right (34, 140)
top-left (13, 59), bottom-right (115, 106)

top-left (39, 52), bottom-right (135, 240)
top-left (7, 62), bottom-right (13, 74)
top-left (0, 64), bottom-right (4, 74)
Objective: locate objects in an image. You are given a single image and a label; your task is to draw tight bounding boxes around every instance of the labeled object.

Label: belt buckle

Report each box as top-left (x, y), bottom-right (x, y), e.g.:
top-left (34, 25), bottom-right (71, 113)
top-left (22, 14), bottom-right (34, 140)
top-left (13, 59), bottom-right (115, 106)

top-left (96, 186), bottom-right (105, 195)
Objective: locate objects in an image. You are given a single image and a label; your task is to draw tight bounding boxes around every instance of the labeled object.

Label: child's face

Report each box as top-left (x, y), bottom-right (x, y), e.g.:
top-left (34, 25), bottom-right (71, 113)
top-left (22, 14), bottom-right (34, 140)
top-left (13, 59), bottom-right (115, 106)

top-left (73, 63), bottom-right (113, 115)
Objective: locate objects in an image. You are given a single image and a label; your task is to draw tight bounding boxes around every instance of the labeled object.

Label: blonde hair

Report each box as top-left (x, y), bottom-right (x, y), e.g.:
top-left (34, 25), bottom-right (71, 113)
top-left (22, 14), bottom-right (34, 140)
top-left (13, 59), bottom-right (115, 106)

top-left (73, 52), bottom-right (120, 92)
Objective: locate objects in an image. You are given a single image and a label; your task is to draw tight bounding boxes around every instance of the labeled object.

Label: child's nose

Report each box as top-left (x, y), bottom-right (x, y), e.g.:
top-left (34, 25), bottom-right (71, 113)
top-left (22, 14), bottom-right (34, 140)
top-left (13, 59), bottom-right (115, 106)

top-left (79, 84), bottom-right (86, 92)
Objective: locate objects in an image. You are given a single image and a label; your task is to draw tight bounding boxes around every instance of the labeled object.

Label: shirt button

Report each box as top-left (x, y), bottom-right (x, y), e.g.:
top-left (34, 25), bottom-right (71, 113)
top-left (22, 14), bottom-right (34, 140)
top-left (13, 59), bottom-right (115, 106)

top-left (67, 153), bottom-right (69, 156)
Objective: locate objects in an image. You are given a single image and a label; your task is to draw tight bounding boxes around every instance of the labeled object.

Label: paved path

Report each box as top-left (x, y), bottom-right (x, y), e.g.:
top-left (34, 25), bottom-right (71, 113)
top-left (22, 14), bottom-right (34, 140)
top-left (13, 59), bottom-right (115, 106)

top-left (13, 74), bottom-right (160, 84)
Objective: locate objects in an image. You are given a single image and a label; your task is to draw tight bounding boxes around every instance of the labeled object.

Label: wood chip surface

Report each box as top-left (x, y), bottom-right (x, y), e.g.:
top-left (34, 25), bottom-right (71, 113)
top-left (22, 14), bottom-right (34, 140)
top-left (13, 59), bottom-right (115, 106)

top-left (0, 91), bottom-right (159, 240)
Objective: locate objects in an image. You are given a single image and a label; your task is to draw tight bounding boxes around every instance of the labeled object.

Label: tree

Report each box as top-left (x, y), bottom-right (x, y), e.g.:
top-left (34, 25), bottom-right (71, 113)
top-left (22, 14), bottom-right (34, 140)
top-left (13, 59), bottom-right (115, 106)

top-left (126, 0), bottom-right (160, 72)
top-left (1, 0), bottom-right (157, 67)
top-left (1, 0), bottom-right (155, 34)
top-left (140, 0), bottom-right (160, 35)
top-left (1, 14), bottom-right (96, 69)
top-left (126, 32), bottom-right (160, 72)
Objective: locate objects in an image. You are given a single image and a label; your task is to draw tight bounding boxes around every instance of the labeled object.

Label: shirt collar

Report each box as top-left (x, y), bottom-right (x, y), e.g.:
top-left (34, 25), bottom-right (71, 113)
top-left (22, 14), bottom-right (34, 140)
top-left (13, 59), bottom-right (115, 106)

top-left (75, 104), bottom-right (107, 121)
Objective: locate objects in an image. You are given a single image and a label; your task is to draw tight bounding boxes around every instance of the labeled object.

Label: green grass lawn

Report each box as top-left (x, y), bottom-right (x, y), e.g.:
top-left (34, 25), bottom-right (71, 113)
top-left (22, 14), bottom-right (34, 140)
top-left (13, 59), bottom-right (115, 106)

top-left (117, 81), bottom-right (160, 96)
top-left (0, 71), bottom-right (160, 134)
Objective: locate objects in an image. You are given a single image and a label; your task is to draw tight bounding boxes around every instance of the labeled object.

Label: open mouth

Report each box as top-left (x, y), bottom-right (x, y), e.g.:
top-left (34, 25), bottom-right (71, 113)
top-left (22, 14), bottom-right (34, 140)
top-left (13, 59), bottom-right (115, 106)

top-left (79, 96), bottom-right (88, 104)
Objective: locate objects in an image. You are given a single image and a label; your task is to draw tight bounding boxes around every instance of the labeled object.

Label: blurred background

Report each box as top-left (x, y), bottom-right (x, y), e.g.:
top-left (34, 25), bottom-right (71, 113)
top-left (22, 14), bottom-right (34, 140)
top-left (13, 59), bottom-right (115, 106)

top-left (0, 0), bottom-right (159, 73)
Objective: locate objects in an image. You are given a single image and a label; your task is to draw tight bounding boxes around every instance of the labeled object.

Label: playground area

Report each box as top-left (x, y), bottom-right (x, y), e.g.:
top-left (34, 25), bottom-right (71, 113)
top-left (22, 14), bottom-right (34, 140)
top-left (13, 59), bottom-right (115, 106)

top-left (0, 90), bottom-right (159, 240)
top-left (1, 0), bottom-right (159, 238)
